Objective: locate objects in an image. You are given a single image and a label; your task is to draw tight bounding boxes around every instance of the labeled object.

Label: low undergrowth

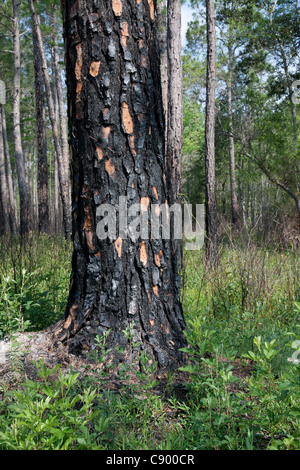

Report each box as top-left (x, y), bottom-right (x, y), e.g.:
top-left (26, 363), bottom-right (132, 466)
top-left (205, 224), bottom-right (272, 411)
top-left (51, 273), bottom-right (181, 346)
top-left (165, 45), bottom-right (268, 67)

top-left (0, 235), bottom-right (299, 450)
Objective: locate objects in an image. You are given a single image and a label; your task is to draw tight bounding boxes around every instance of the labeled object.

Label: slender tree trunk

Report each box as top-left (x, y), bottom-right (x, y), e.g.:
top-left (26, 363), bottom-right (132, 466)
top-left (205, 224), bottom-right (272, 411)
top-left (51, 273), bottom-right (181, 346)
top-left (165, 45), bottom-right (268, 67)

top-left (205, 0), bottom-right (218, 263)
top-left (32, 27), bottom-right (50, 234)
top-left (52, 68), bottom-right (62, 235)
top-left (51, 6), bottom-right (70, 188)
top-left (27, 148), bottom-right (33, 230)
top-left (32, 147), bottom-right (38, 224)
top-left (28, 0), bottom-right (71, 239)
top-left (166, 0), bottom-right (183, 274)
top-left (157, 0), bottom-right (168, 139)
top-left (278, 42), bottom-right (298, 145)
top-left (52, 0), bottom-right (187, 368)
top-left (1, 105), bottom-right (17, 233)
top-left (166, 0), bottom-right (182, 203)
top-left (12, 0), bottom-right (28, 236)
top-left (0, 107), bottom-right (10, 234)
top-left (54, 153), bottom-right (60, 233)
top-left (227, 44), bottom-right (239, 227)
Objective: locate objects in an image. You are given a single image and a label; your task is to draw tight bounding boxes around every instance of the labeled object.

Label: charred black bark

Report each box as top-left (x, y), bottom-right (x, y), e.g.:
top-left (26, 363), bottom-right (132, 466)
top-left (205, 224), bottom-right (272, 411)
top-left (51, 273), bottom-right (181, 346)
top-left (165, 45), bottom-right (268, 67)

top-left (53, 0), bottom-right (187, 369)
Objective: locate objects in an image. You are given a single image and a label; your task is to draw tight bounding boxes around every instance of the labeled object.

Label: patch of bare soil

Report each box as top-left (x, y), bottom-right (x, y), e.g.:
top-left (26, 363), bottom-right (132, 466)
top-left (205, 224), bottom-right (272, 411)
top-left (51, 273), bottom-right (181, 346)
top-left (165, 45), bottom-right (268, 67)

top-left (0, 330), bottom-right (70, 386)
top-left (0, 330), bottom-right (253, 406)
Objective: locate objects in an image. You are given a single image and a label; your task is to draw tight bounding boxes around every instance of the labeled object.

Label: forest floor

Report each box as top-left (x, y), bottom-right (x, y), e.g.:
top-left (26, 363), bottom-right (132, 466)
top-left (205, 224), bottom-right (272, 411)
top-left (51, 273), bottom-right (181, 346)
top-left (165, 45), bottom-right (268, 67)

top-left (0, 236), bottom-right (299, 450)
top-left (0, 328), bottom-right (253, 410)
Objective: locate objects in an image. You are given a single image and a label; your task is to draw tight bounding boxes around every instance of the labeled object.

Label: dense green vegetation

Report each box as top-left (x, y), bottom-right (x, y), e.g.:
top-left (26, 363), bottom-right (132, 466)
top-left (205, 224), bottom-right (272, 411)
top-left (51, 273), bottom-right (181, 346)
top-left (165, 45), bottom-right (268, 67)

top-left (0, 236), bottom-right (299, 450)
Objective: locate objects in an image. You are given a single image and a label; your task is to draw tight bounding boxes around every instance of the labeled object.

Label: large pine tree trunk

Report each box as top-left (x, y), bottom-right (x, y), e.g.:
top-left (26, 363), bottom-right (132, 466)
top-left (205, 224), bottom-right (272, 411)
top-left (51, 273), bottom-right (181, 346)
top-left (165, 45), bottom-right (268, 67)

top-left (52, 0), bottom-right (187, 369)
top-left (205, 0), bottom-right (218, 264)
top-left (28, 0), bottom-right (71, 239)
top-left (12, 0), bottom-right (28, 236)
top-left (32, 27), bottom-right (50, 234)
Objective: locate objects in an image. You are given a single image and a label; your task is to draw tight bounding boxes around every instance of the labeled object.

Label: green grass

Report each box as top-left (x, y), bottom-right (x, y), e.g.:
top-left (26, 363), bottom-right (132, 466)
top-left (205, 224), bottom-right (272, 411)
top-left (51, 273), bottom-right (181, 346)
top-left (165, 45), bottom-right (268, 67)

top-left (0, 235), bottom-right (299, 450)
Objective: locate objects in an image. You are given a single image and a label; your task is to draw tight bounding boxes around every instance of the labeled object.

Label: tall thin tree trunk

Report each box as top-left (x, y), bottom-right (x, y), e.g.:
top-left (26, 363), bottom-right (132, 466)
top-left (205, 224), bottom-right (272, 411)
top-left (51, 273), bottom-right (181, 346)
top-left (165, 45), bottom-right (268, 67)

top-left (32, 27), bottom-right (49, 234)
top-left (205, 0), bottom-right (218, 264)
top-left (13, 0), bottom-right (28, 236)
top-left (0, 106), bottom-right (10, 234)
top-left (28, 0), bottom-right (71, 239)
top-left (157, 0), bottom-right (168, 141)
top-left (1, 104), bottom-right (17, 233)
top-left (52, 0), bottom-right (187, 368)
top-left (54, 153), bottom-right (60, 233)
top-left (52, 68), bottom-right (62, 235)
top-left (51, 6), bottom-right (70, 188)
top-left (167, 0), bottom-right (183, 274)
top-left (227, 43), bottom-right (239, 227)
top-left (32, 147), bottom-right (38, 224)
top-left (166, 0), bottom-right (182, 203)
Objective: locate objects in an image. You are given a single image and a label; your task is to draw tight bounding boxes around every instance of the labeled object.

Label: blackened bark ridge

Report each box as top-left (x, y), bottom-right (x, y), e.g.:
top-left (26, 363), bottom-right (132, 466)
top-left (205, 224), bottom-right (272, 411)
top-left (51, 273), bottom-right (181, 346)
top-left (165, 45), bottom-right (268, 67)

top-left (52, 0), bottom-right (187, 369)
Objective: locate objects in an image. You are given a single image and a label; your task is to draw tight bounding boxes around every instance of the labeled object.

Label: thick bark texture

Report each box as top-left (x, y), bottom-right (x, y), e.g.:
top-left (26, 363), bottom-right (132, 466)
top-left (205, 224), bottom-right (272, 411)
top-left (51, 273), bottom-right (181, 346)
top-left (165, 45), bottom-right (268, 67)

top-left (52, 0), bottom-right (187, 369)
top-left (32, 28), bottom-right (50, 234)
top-left (13, 0), bottom-right (29, 236)
top-left (205, 0), bottom-right (218, 264)
top-left (28, 0), bottom-right (71, 239)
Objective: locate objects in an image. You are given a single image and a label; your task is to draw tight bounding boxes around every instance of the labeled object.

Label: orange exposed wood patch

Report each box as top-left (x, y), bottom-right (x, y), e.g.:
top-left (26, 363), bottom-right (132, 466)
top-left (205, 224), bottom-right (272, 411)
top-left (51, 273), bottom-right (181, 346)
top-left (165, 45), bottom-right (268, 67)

top-left (96, 146), bottom-right (103, 160)
top-left (84, 205), bottom-right (95, 250)
top-left (139, 39), bottom-right (144, 49)
top-left (105, 157), bottom-right (116, 177)
top-left (153, 285), bottom-right (158, 296)
top-left (75, 44), bottom-right (83, 103)
top-left (114, 237), bottom-right (123, 257)
top-left (140, 241), bottom-right (147, 266)
top-left (76, 81), bottom-right (82, 102)
top-left (64, 315), bottom-right (72, 329)
top-left (147, 0), bottom-right (155, 20)
top-left (154, 252), bottom-right (161, 267)
top-left (140, 196), bottom-right (149, 212)
top-left (152, 186), bottom-right (158, 199)
top-left (112, 0), bottom-right (123, 16)
top-left (121, 21), bottom-right (129, 48)
top-left (129, 135), bottom-right (136, 155)
top-left (64, 301), bottom-right (79, 329)
top-left (149, 318), bottom-right (155, 326)
top-left (122, 102), bottom-right (134, 134)
top-left (89, 60), bottom-right (101, 77)
top-left (75, 44), bottom-right (83, 80)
